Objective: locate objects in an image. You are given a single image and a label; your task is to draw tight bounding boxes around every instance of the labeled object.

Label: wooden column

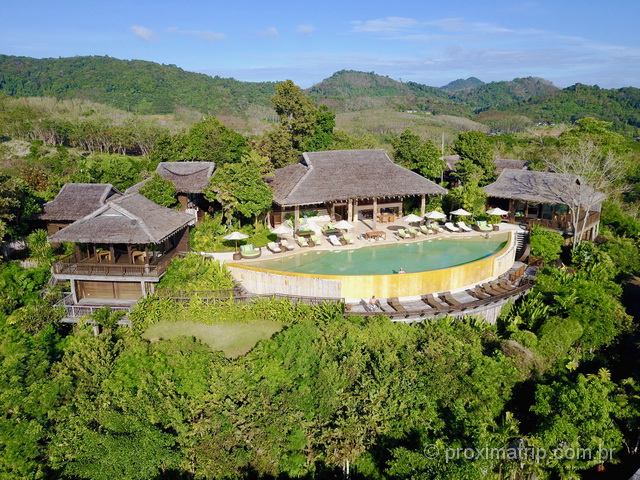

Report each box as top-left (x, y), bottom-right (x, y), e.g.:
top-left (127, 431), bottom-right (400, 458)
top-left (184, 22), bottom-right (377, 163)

top-left (330, 203), bottom-right (336, 221)
top-left (372, 198), bottom-right (378, 230)
top-left (109, 245), bottom-right (115, 264)
top-left (71, 279), bottom-right (78, 304)
top-left (347, 200), bottom-right (353, 223)
top-left (420, 195), bottom-right (426, 218)
top-left (353, 199), bottom-right (358, 222)
top-left (294, 205), bottom-right (300, 233)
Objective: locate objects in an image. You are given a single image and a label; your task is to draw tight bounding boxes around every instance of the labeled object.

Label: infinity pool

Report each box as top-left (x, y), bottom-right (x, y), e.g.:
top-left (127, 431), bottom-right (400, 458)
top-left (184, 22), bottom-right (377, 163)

top-left (248, 233), bottom-right (508, 276)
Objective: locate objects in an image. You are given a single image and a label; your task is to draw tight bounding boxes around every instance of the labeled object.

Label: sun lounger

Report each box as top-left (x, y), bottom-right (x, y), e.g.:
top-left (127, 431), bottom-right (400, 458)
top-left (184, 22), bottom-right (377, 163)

top-left (430, 222), bottom-right (445, 233)
top-left (328, 234), bottom-right (342, 247)
top-left (280, 239), bottom-right (295, 251)
top-left (310, 234), bottom-right (322, 246)
top-left (422, 293), bottom-right (447, 310)
top-left (408, 226), bottom-right (422, 236)
top-left (444, 222), bottom-right (460, 232)
top-left (467, 287), bottom-right (491, 300)
top-left (387, 297), bottom-right (407, 312)
top-left (475, 220), bottom-right (493, 232)
top-left (397, 228), bottom-right (412, 239)
top-left (343, 233), bottom-right (355, 244)
top-left (442, 291), bottom-right (462, 307)
top-left (240, 244), bottom-right (261, 259)
top-left (420, 225), bottom-right (433, 235)
top-left (296, 236), bottom-right (309, 247)
top-left (457, 221), bottom-right (473, 232)
top-left (267, 242), bottom-right (282, 253)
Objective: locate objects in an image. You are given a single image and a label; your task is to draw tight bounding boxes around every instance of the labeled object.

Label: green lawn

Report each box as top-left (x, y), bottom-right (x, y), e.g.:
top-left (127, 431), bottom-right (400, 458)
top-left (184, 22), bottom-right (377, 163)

top-left (142, 320), bottom-right (283, 358)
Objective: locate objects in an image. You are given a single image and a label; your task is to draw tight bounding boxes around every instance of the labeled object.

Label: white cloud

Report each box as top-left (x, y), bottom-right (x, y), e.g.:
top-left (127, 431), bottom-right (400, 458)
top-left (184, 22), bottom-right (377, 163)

top-left (194, 30), bottom-right (227, 42)
top-left (130, 25), bottom-right (157, 42)
top-left (296, 25), bottom-right (315, 36)
top-left (258, 27), bottom-right (278, 38)
top-left (351, 17), bottom-right (417, 33)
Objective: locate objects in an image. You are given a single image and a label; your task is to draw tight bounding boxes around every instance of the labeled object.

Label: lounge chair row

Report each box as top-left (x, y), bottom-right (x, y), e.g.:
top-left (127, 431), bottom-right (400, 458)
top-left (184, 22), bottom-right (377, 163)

top-left (396, 224), bottom-right (444, 239)
top-left (267, 240), bottom-right (295, 254)
top-left (292, 233), bottom-right (355, 249)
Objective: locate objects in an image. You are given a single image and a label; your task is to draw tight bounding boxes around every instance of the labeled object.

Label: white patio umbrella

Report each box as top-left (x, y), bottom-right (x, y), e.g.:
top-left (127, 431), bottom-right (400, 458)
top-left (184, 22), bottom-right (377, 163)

top-left (302, 220), bottom-right (323, 233)
top-left (424, 210), bottom-right (447, 220)
top-left (486, 207), bottom-right (509, 216)
top-left (223, 231), bottom-right (249, 251)
top-left (450, 208), bottom-right (472, 216)
top-left (403, 213), bottom-right (423, 224)
top-left (333, 220), bottom-right (355, 230)
top-left (270, 224), bottom-right (292, 240)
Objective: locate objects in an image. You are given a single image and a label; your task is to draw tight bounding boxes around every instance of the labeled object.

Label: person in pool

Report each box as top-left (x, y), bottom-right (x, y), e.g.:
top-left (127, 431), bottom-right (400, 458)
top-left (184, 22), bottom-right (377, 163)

top-left (398, 267), bottom-right (405, 274)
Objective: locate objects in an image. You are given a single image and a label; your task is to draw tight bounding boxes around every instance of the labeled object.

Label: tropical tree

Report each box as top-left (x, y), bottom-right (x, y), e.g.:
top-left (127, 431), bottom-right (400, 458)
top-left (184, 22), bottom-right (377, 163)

top-left (392, 129), bottom-right (446, 180)
top-left (139, 172), bottom-right (177, 208)
top-left (204, 157), bottom-right (273, 226)
top-left (454, 130), bottom-right (496, 184)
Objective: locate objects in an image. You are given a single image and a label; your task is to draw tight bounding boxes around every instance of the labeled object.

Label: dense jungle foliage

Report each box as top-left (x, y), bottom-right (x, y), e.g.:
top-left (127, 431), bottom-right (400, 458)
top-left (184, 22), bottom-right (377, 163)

top-left (0, 66), bottom-right (639, 478)
top-left (2, 56), bottom-right (640, 135)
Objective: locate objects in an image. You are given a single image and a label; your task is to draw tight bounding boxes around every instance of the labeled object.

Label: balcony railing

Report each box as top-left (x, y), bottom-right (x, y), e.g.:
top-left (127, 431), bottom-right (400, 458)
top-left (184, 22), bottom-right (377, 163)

top-left (56, 293), bottom-right (133, 324)
top-left (52, 250), bottom-right (176, 278)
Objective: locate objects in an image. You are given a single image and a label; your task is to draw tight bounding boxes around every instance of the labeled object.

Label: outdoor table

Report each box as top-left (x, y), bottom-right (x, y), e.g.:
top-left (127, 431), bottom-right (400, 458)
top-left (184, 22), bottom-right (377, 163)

top-left (366, 230), bottom-right (386, 240)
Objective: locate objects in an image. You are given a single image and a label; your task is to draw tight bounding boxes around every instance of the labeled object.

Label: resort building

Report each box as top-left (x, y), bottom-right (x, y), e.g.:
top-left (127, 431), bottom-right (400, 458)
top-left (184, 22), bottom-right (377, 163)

top-left (483, 169), bottom-right (605, 240)
top-left (266, 149), bottom-right (447, 231)
top-left (127, 161), bottom-right (216, 222)
top-left (36, 183), bottom-right (122, 235)
top-left (49, 192), bottom-right (194, 306)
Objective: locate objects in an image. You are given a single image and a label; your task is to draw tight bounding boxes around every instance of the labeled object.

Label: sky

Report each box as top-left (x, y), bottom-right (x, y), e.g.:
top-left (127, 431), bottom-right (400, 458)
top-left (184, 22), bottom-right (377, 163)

top-left (2, 0), bottom-right (640, 89)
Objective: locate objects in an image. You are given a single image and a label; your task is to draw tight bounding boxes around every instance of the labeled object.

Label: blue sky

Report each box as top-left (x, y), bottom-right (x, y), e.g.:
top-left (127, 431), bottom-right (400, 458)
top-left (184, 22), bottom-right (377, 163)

top-left (2, 0), bottom-right (639, 89)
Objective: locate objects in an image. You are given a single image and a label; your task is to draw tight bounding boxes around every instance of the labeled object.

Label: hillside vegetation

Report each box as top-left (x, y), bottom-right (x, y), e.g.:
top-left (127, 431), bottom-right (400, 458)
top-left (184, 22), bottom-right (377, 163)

top-left (0, 54), bottom-right (276, 116)
top-left (2, 55), bottom-right (640, 136)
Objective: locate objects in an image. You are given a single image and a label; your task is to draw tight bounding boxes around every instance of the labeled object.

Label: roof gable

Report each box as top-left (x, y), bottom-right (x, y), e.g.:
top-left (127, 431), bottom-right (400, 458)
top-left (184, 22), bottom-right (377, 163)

top-left (268, 149), bottom-right (447, 206)
top-left (48, 193), bottom-right (193, 245)
top-left (37, 183), bottom-right (122, 221)
top-left (156, 161), bottom-right (215, 193)
top-left (483, 169), bottom-right (606, 206)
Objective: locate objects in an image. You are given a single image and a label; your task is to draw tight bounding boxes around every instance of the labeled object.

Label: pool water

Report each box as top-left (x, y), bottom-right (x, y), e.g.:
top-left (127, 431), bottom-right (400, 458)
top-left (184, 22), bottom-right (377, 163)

top-left (249, 234), bottom-right (508, 276)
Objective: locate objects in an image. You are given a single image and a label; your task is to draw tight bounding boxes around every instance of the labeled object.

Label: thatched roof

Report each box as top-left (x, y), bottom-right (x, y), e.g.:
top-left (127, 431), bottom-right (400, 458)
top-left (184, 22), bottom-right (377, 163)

top-left (268, 149), bottom-right (447, 207)
top-left (37, 183), bottom-right (121, 221)
top-left (483, 169), bottom-right (606, 207)
top-left (48, 193), bottom-right (194, 245)
top-left (442, 155), bottom-right (529, 173)
top-left (126, 161), bottom-right (215, 194)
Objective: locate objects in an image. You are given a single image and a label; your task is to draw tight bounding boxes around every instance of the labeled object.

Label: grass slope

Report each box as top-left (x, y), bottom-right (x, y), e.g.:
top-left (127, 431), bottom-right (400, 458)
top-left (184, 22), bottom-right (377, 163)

top-left (142, 320), bottom-right (283, 358)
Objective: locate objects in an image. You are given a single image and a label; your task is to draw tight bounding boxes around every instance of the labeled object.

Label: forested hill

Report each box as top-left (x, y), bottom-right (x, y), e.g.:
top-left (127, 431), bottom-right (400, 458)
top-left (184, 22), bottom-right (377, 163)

top-left (448, 76), bottom-right (559, 111)
top-left (440, 76), bottom-right (485, 91)
top-left (502, 83), bottom-right (640, 133)
top-left (1, 55), bottom-right (640, 133)
top-left (0, 55), bottom-right (276, 115)
top-left (306, 70), bottom-right (472, 116)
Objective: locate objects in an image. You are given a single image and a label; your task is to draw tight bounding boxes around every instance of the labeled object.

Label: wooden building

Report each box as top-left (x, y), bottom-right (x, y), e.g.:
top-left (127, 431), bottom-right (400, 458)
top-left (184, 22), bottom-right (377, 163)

top-left (127, 161), bottom-right (215, 221)
top-left (266, 149), bottom-right (447, 231)
top-left (49, 192), bottom-right (194, 303)
top-left (36, 183), bottom-right (121, 235)
top-left (483, 169), bottom-right (605, 240)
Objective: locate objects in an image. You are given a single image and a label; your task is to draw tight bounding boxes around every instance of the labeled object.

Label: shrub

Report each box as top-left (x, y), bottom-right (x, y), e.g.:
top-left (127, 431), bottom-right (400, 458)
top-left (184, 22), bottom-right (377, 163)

top-left (530, 224), bottom-right (563, 263)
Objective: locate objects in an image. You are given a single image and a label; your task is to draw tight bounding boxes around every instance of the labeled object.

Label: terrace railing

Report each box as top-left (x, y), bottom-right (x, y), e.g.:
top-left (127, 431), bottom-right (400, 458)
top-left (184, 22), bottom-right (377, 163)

top-left (55, 293), bottom-right (133, 325)
top-left (52, 250), bottom-right (176, 278)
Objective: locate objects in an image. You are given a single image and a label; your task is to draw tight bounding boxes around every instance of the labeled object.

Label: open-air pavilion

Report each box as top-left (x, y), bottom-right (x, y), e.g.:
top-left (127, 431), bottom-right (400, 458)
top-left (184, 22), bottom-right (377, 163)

top-left (266, 149), bottom-right (447, 233)
top-left (483, 169), bottom-right (605, 240)
top-left (49, 192), bottom-right (194, 304)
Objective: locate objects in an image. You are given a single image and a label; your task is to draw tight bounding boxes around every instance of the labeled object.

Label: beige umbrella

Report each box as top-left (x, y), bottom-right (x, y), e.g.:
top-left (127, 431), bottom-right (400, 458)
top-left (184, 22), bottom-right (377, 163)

top-left (223, 231), bottom-right (249, 251)
top-left (333, 220), bottom-right (355, 230)
top-left (425, 210), bottom-right (447, 220)
top-left (486, 207), bottom-right (509, 216)
top-left (403, 214), bottom-right (423, 224)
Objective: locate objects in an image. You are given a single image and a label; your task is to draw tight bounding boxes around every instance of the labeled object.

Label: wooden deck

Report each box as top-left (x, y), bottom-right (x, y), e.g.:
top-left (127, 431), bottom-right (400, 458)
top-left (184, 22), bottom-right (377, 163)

top-left (52, 249), bottom-right (177, 278)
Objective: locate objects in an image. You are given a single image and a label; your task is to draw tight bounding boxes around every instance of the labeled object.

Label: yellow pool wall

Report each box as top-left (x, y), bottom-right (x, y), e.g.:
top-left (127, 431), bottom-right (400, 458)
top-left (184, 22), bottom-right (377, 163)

top-left (227, 231), bottom-right (516, 299)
